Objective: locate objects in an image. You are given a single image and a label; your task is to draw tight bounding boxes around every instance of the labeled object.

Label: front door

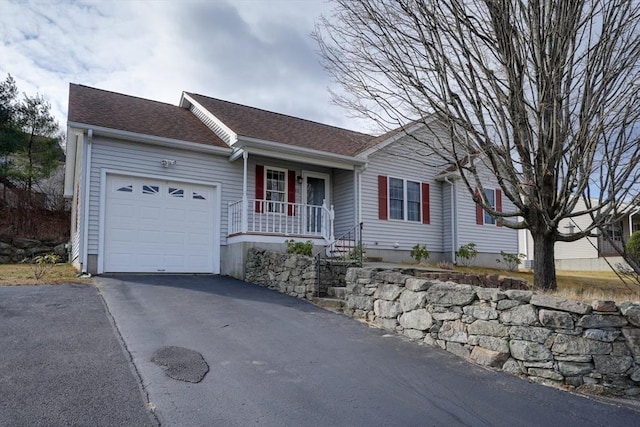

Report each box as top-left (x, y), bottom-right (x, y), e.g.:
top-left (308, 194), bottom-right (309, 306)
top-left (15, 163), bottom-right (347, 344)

top-left (303, 172), bottom-right (330, 234)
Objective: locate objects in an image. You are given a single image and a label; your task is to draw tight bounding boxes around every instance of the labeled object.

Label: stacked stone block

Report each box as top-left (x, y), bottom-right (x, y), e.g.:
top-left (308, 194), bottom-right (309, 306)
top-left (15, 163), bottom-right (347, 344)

top-left (344, 267), bottom-right (640, 397)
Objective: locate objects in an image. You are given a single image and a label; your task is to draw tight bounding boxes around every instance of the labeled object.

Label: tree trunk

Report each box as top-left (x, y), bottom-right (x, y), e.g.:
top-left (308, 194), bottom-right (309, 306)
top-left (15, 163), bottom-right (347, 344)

top-left (532, 233), bottom-right (557, 290)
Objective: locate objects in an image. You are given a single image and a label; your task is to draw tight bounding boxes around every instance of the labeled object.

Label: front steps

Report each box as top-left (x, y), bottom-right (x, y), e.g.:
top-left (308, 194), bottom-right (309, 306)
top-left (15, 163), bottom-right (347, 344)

top-left (312, 286), bottom-right (347, 312)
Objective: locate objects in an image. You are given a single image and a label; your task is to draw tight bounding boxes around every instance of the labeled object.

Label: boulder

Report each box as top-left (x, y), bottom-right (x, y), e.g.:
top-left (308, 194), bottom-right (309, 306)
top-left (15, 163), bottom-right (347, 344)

top-left (374, 300), bottom-right (401, 319)
top-left (577, 314), bottom-right (627, 328)
top-left (398, 309), bottom-right (433, 331)
top-left (582, 329), bottom-right (620, 343)
top-left (539, 309), bottom-right (574, 329)
top-left (426, 282), bottom-right (476, 306)
top-left (509, 340), bottom-right (553, 361)
top-left (374, 284), bottom-right (403, 301)
top-left (467, 320), bottom-right (508, 337)
top-left (470, 346), bottom-right (509, 367)
top-left (591, 300), bottom-right (618, 312)
top-left (463, 304), bottom-right (498, 320)
top-left (12, 238), bottom-right (40, 249)
top-left (404, 278), bottom-right (433, 292)
top-left (438, 319), bottom-right (468, 343)
top-left (508, 326), bottom-right (552, 343)
top-left (399, 290), bottom-right (428, 312)
top-left (620, 302), bottom-right (640, 327)
top-left (592, 355), bottom-right (634, 375)
top-left (551, 334), bottom-right (611, 355)
top-left (530, 294), bottom-right (591, 314)
top-left (558, 361), bottom-right (594, 376)
top-left (500, 304), bottom-right (538, 326)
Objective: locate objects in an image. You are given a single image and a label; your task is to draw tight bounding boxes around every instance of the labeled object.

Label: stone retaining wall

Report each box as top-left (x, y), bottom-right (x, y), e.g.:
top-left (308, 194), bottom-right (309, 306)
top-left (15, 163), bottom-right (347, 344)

top-left (245, 248), bottom-right (349, 299)
top-left (345, 267), bottom-right (640, 397)
top-left (0, 236), bottom-right (67, 264)
top-left (244, 250), bottom-right (640, 397)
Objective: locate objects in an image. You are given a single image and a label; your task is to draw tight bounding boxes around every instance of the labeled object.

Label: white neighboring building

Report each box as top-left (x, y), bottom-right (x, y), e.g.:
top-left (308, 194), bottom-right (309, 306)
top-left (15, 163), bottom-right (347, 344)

top-left (518, 199), bottom-right (640, 271)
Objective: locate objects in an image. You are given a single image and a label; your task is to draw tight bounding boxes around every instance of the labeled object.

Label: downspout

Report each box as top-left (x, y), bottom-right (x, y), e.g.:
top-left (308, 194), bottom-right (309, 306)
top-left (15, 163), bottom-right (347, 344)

top-left (81, 129), bottom-right (93, 273)
top-left (629, 207), bottom-right (639, 239)
top-left (353, 167), bottom-right (359, 228)
top-left (445, 177), bottom-right (457, 264)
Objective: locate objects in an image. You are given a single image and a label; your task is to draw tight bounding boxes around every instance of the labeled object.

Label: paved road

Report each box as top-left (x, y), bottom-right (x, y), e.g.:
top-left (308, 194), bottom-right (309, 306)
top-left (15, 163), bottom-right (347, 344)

top-left (0, 284), bottom-right (157, 426)
top-left (96, 274), bottom-right (638, 427)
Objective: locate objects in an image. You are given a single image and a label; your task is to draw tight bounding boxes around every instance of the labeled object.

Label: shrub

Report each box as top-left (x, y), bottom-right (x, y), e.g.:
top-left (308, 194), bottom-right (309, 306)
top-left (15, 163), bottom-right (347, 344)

top-left (410, 243), bottom-right (430, 264)
top-left (456, 243), bottom-right (478, 267)
top-left (285, 239), bottom-right (313, 256)
top-left (627, 231), bottom-right (640, 262)
top-left (31, 253), bottom-right (61, 280)
top-left (497, 251), bottom-right (526, 271)
top-left (348, 243), bottom-right (364, 262)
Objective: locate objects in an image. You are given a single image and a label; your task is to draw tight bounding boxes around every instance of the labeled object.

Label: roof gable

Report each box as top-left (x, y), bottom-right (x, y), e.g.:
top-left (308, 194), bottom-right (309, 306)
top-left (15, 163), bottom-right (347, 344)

top-left (67, 84), bottom-right (227, 147)
top-left (185, 93), bottom-right (374, 156)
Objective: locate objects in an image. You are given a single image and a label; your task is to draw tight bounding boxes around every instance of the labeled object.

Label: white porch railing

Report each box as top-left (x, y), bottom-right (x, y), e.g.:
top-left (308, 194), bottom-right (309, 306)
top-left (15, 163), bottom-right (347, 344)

top-left (228, 198), bottom-right (334, 241)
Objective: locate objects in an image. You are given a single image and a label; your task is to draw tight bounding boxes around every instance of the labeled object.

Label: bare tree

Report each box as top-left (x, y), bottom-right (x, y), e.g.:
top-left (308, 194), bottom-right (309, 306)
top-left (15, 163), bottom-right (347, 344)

top-left (315, 0), bottom-right (640, 290)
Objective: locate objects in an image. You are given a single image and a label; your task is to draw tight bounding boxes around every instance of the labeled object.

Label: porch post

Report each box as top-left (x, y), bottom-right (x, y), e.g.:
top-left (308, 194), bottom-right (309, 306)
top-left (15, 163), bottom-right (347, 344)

top-left (241, 151), bottom-right (248, 233)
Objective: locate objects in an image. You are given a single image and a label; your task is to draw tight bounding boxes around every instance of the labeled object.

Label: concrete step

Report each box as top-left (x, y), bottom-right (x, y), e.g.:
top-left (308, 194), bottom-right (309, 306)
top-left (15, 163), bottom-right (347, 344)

top-left (312, 297), bottom-right (345, 312)
top-left (327, 286), bottom-right (347, 299)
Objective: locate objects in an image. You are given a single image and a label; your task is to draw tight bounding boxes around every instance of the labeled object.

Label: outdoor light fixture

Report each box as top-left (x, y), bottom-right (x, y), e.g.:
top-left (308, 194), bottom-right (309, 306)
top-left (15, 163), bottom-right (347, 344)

top-left (161, 159), bottom-right (177, 168)
top-left (297, 175), bottom-right (303, 184)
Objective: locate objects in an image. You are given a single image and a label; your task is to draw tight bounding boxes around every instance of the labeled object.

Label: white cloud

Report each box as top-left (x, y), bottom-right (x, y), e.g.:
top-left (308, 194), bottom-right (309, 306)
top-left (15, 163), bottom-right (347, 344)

top-left (0, 0), bottom-right (373, 134)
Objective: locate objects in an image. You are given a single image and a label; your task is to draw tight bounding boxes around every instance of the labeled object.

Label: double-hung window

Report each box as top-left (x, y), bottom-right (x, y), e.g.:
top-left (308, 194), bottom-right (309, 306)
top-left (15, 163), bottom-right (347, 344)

top-left (476, 187), bottom-right (502, 226)
top-left (265, 168), bottom-right (286, 213)
top-left (387, 177), bottom-right (422, 222)
top-left (483, 189), bottom-right (496, 225)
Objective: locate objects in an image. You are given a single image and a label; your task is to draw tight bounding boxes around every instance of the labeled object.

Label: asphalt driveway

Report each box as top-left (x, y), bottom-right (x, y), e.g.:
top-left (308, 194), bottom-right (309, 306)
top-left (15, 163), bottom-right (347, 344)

top-left (0, 284), bottom-right (157, 426)
top-left (96, 274), bottom-right (638, 427)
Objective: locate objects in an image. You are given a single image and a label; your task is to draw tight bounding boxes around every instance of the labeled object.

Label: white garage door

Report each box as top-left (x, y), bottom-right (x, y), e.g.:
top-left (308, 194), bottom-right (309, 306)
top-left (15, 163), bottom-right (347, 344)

top-left (104, 175), bottom-right (215, 273)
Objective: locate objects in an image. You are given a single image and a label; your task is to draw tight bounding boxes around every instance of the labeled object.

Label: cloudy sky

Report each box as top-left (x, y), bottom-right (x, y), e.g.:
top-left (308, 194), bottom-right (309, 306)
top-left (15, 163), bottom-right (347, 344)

top-left (0, 0), bottom-right (373, 135)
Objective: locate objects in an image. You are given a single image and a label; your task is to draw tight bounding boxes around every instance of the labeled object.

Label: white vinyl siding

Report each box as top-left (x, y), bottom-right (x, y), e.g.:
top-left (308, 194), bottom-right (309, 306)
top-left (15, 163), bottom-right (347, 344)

top-left (332, 168), bottom-right (356, 237)
top-left (87, 137), bottom-right (242, 255)
top-left (361, 134), bottom-right (442, 252)
top-left (553, 199), bottom-right (599, 259)
top-left (455, 172), bottom-right (518, 254)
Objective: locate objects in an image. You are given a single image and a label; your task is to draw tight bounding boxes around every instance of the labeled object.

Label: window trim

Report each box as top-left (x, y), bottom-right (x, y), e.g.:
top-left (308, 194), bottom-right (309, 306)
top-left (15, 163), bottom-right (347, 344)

top-left (476, 187), bottom-right (502, 226)
top-left (263, 166), bottom-right (288, 214)
top-left (386, 176), bottom-right (422, 223)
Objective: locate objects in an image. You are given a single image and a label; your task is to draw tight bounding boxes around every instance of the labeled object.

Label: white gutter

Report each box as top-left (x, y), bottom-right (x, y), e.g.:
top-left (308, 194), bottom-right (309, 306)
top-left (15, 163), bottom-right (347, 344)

top-left (81, 129), bottom-right (93, 274)
top-left (630, 207), bottom-right (639, 236)
top-left (67, 121), bottom-right (233, 155)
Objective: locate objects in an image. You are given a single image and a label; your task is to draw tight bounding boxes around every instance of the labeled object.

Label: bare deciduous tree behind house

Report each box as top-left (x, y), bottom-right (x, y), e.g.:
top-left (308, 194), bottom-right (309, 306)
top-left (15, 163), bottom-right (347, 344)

top-left (315, 0), bottom-right (640, 290)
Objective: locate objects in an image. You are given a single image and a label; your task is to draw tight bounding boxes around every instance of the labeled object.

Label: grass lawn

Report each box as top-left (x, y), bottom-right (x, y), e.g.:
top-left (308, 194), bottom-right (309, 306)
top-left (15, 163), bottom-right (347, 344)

top-left (454, 265), bottom-right (640, 303)
top-left (0, 263), bottom-right (91, 286)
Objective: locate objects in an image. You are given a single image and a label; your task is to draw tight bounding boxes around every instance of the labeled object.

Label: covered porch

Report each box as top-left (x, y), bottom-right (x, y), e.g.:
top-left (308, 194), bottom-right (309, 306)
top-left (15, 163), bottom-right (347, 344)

top-left (225, 147), bottom-right (364, 246)
top-left (228, 198), bottom-right (335, 241)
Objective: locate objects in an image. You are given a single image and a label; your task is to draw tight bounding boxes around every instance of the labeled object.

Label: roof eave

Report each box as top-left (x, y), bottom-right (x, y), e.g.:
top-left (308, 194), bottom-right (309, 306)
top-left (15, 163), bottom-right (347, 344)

top-left (235, 136), bottom-right (365, 170)
top-left (67, 121), bottom-right (233, 155)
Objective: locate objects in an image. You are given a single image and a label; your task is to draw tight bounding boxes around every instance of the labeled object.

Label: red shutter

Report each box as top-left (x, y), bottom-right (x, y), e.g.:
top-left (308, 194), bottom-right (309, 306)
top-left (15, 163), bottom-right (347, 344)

top-left (475, 189), bottom-right (484, 225)
top-left (495, 189), bottom-right (503, 227)
top-left (421, 183), bottom-right (430, 224)
top-left (378, 175), bottom-right (388, 220)
top-left (255, 165), bottom-right (264, 213)
top-left (287, 170), bottom-right (296, 216)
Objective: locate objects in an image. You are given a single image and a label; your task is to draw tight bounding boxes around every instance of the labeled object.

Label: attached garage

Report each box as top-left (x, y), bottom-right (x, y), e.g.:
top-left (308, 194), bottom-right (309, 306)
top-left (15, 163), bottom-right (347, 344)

top-left (102, 174), bottom-right (218, 273)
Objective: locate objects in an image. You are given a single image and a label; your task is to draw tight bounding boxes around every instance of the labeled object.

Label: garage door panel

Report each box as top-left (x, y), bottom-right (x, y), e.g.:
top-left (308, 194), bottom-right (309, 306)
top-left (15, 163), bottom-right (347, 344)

top-left (104, 175), bottom-right (215, 273)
